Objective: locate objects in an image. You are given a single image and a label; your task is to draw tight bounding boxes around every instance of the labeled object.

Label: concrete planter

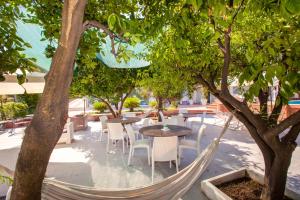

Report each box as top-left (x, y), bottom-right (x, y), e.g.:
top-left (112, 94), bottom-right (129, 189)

top-left (201, 168), bottom-right (300, 200)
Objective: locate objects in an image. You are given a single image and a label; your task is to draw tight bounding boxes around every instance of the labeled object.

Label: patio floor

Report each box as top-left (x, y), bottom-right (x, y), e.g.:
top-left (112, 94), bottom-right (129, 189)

top-left (0, 116), bottom-right (299, 199)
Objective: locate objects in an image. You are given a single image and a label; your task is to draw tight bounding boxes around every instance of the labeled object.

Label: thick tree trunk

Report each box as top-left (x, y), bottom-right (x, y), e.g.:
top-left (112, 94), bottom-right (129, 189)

top-left (10, 1), bottom-right (87, 199)
top-left (261, 147), bottom-right (294, 200)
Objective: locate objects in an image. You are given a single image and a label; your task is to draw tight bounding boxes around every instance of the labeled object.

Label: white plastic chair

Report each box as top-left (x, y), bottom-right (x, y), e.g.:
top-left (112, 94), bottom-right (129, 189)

top-left (170, 115), bottom-right (186, 126)
top-left (199, 112), bottom-right (207, 124)
top-left (125, 124), bottom-right (151, 165)
top-left (178, 125), bottom-right (206, 165)
top-left (138, 109), bottom-right (152, 118)
top-left (152, 136), bottom-right (178, 183)
top-left (99, 116), bottom-right (108, 141)
top-left (57, 122), bottom-right (74, 144)
top-left (134, 118), bottom-right (151, 139)
top-left (107, 123), bottom-right (127, 153)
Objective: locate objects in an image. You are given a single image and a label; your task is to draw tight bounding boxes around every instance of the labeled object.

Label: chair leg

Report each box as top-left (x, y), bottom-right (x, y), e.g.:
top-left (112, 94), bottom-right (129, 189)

top-left (169, 161), bottom-right (172, 168)
top-left (127, 136), bottom-right (129, 148)
top-left (106, 139), bottom-right (109, 153)
top-left (178, 147), bottom-right (182, 166)
top-left (175, 159), bottom-right (179, 173)
top-left (147, 147), bottom-right (150, 165)
top-left (100, 130), bottom-right (103, 141)
top-left (122, 139), bottom-right (125, 154)
top-left (152, 159), bottom-right (154, 183)
top-left (128, 147), bottom-right (133, 165)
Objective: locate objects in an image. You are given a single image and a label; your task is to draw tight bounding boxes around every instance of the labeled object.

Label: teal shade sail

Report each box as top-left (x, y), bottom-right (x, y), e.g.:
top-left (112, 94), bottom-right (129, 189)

top-left (16, 21), bottom-right (52, 71)
top-left (17, 21), bottom-right (149, 71)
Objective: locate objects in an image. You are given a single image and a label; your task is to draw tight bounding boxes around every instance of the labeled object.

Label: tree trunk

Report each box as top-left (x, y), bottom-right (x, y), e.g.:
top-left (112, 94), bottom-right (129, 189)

top-left (10, 1), bottom-right (87, 199)
top-left (119, 90), bottom-right (133, 116)
top-left (261, 147), bottom-right (294, 200)
top-left (206, 92), bottom-right (211, 104)
top-left (157, 96), bottom-right (163, 122)
top-left (100, 98), bottom-right (117, 118)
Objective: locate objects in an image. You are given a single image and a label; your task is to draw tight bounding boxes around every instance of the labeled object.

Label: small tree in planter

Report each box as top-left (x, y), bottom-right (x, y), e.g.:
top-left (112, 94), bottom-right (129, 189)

top-left (71, 61), bottom-right (139, 118)
top-left (139, 65), bottom-right (190, 121)
top-left (124, 97), bottom-right (140, 112)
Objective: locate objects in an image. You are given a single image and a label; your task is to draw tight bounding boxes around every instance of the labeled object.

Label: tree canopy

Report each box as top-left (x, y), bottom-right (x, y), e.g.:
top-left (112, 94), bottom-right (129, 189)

top-left (71, 60), bottom-right (141, 117)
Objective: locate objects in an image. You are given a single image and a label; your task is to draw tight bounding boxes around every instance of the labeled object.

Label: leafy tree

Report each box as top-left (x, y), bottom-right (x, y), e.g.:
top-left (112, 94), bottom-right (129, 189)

top-left (142, 0), bottom-right (300, 199)
top-left (71, 61), bottom-right (139, 117)
top-left (10, 1), bottom-right (144, 199)
top-left (71, 61), bottom-right (138, 117)
top-left (139, 65), bottom-right (191, 121)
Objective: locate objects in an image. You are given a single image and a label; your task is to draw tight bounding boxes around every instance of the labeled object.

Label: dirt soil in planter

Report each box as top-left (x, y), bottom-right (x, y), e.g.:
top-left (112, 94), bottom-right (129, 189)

top-left (217, 177), bottom-right (293, 200)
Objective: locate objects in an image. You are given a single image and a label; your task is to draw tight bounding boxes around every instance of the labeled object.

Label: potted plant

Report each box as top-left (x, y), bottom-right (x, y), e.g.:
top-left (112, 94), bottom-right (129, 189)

top-left (201, 168), bottom-right (299, 200)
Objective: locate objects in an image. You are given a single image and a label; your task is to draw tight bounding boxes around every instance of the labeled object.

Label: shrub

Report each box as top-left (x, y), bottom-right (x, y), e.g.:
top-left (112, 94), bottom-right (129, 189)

top-left (93, 102), bottom-right (107, 113)
top-left (170, 101), bottom-right (179, 108)
top-left (124, 97), bottom-right (140, 112)
top-left (17, 94), bottom-right (40, 114)
top-left (2, 102), bottom-right (28, 119)
top-left (149, 101), bottom-right (157, 109)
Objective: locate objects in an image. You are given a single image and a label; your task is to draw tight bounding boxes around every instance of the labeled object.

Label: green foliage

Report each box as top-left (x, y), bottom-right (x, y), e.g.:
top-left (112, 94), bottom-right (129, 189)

top-left (170, 101), bottom-right (179, 109)
top-left (138, 65), bottom-right (188, 103)
top-left (149, 101), bottom-right (157, 109)
top-left (124, 97), bottom-right (140, 112)
top-left (71, 60), bottom-right (139, 105)
top-left (141, 0), bottom-right (300, 107)
top-left (0, 1), bottom-right (37, 80)
top-left (93, 102), bottom-right (107, 113)
top-left (17, 94), bottom-right (40, 114)
top-left (1, 102), bottom-right (28, 119)
top-left (0, 174), bottom-right (13, 186)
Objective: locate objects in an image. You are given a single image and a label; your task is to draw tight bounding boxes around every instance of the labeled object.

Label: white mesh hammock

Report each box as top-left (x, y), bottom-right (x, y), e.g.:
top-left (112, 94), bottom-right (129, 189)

top-left (1, 116), bottom-right (233, 200)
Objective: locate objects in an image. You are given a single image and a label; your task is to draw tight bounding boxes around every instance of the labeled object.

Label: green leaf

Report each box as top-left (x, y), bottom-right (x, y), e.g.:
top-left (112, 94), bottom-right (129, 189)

top-left (108, 14), bottom-right (117, 30)
top-left (284, 0), bottom-right (300, 15)
top-left (185, 0), bottom-right (202, 11)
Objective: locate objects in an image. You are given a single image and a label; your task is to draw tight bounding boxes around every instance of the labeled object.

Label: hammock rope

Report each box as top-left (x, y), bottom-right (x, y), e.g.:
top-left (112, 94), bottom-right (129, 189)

top-left (1, 115), bottom-right (233, 200)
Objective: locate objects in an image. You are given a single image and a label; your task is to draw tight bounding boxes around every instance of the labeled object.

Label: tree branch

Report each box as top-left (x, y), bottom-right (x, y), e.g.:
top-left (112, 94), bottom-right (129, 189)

top-left (98, 97), bottom-right (117, 118)
top-left (269, 90), bottom-right (283, 125)
top-left (119, 88), bottom-right (133, 115)
top-left (217, 38), bottom-right (226, 53)
top-left (228, 0), bottom-right (246, 31)
top-left (258, 89), bottom-right (269, 122)
top-left (82, 20), bottom-right (128, 56)
top-left (267, 110), bottom-right (300, 137)
top-left (282, 123), bottom-right (300, 145)
top-left (220, 33), bottom-right (230, 93)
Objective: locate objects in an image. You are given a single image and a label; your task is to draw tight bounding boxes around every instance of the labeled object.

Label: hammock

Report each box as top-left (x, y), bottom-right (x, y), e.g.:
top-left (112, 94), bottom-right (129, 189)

top-left (1, 115), bottom-right (233, 200)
